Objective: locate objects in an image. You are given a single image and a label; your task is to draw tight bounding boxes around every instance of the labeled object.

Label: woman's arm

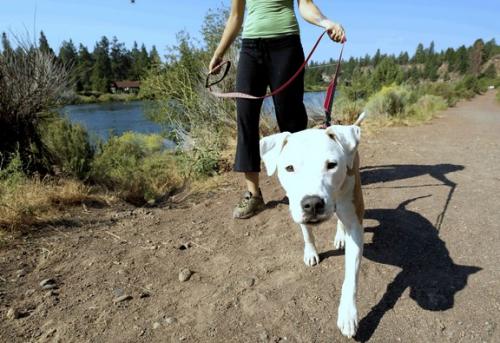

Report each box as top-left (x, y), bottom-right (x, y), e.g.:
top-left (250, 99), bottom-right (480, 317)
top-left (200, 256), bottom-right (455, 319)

top-left (209, 0), bottom-right (245, 73)
top-left (298, 0), bottom-right (346, 43)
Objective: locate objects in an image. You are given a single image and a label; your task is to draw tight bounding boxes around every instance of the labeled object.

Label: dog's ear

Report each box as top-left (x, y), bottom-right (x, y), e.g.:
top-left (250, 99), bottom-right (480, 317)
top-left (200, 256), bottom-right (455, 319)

top-left (260, 132), bottom-right (291, 176)
top-left (326, 125), bottom-right (361, 169)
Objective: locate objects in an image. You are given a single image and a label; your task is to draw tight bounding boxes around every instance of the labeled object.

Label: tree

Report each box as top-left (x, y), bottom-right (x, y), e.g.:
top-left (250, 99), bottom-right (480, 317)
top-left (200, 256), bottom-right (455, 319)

top-left (129, 41), bottom-right (141, 79)
top-left (149, 45), bottom-right (161, 65)
top-left (454, 45), bottom-right (469, 74)
top-left (372, 49), bottom-right (381, 66)
top-left (469, 39), bottom-right (484, 75)
top-left (77, 44), bottom-right (93, 91)
top-left (201, 5), bottom-right (235, 52)
top-left (58, 39), bottom-right (78, 87)
top-left (90, 36), bottom-right (112, 92)
top-left (1, 32), bottom-right (13, 56)
top-left (59, 39), bottom-right (78, 68)
top-left (370, 57), bottom-right (403, 90)
top-left (413, 43), bottom-right (425, 63)
top-left (397, 52), bottom-right (409, 65)
top-left (39, 31), bottom-right (54, 56)
top-left (138, 43), bottom-right (150, 76)
top-left (110, 36), bottom-right (131, 81)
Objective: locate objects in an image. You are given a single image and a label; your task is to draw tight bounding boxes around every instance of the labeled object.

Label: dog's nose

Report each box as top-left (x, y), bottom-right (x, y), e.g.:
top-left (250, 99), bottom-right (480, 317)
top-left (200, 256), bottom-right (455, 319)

top-left (301, 196), bottom-right (325, 216)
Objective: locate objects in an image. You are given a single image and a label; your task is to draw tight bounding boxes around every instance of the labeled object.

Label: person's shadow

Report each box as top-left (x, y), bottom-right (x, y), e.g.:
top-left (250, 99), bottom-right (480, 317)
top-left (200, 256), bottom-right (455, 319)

top-left (318, 163), bottom-right (480, 341)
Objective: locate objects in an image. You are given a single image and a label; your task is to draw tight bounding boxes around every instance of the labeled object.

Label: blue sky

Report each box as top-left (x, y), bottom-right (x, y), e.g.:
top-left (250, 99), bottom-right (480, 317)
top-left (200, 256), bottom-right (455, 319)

top-left (1, 0), bottom-right (498, 61)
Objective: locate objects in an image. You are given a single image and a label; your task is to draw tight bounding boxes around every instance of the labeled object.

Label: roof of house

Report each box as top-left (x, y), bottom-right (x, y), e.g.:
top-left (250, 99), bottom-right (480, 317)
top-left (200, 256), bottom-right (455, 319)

top-left (112, 80), bottom-right (141, 88)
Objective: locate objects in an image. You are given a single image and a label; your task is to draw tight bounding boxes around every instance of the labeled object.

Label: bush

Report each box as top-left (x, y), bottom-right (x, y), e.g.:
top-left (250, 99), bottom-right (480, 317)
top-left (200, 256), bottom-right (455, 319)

top-left (415, 82), bottom-right (460, 106)
top-left (0, 152), bottom-right (25, 189)
top-left (90, 132), bottom-right (183, 204)
top-left (39, 116), bottom-right (94, 179)
top-left (176, 127), bottom-right (226, 178)
top-left (332, 93), bottom-right (366, 124)
top-left (0, 36), bottom-right (68, 172)
top-left (404, 95), bottom-right (448, 121)
top-left (365, 85), bottom-right (413, 117)
top-left (454, 75), bottom-right (482, 99)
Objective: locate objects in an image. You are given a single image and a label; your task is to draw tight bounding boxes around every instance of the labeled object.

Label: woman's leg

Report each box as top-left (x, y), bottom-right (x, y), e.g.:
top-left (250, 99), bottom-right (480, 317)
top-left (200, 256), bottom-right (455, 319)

top-left (267, 35), bottom-right (308, 133)
top-left (233, 42), bottom-right (268, 218)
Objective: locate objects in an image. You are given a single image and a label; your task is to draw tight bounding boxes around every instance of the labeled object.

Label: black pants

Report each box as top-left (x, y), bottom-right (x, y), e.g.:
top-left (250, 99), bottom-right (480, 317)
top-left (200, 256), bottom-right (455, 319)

top-left (234, 34), bottom-right (308, 172)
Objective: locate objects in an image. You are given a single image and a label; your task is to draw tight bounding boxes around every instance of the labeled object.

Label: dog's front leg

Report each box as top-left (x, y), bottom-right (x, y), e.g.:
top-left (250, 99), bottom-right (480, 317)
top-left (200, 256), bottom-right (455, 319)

top-left (300, 224), bottom-right (319, 266)
top-left (336, 217), bottom-right (363, 338)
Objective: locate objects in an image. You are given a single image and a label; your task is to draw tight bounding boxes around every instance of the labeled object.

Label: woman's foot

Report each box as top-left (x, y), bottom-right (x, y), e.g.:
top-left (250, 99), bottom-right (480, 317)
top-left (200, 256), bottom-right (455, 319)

top-left (233, 190), bottom-right (265, 219)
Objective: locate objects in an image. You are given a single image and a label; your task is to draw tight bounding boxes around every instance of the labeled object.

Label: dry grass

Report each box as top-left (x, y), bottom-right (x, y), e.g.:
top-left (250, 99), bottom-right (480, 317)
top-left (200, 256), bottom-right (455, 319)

top-left (0, 177), bottom-right (110, 232)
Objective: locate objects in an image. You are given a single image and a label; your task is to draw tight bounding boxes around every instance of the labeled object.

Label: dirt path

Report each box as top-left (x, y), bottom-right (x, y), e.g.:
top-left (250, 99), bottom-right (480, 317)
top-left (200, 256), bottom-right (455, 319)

top-left (1, 91), bottom-right (499, 343)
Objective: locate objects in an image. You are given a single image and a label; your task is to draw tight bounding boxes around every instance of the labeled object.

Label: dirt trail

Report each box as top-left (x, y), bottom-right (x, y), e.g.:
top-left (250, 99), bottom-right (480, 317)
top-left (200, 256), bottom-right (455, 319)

top-left (1, 91), bottom-right (499, 342)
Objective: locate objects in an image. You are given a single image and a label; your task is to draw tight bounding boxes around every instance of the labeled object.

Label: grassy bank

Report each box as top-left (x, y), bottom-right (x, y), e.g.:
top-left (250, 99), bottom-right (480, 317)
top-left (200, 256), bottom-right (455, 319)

top-left (64, 92), bottom-right (142, 105)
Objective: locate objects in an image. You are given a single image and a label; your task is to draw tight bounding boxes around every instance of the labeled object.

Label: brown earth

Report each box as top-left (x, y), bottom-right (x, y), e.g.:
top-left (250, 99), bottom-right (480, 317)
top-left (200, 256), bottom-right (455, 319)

top-left (1, 91), bottom-right (499, 343)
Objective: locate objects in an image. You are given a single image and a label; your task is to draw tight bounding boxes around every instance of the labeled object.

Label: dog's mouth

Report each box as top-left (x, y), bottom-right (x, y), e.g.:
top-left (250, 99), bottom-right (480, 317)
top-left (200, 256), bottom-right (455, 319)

top-left (302, 213), bottom-right (330, 225)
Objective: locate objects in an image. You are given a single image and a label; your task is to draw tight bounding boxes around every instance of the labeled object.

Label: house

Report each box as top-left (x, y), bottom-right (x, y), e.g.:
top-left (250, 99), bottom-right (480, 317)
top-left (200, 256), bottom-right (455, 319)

top-left (110, 80), bottom-right (140, 93)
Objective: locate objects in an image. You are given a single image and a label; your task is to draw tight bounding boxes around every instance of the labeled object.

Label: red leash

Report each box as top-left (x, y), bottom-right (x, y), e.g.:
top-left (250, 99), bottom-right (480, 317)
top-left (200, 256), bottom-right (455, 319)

top-left (206, 30), bottom-right (345, 126)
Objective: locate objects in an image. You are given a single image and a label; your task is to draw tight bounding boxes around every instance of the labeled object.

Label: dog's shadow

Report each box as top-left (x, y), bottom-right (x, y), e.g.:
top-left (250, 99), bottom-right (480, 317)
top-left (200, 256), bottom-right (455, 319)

top-left (317, 163), bottom-right (480, 341)
top-left (354, 197), bottom-right (481, 341)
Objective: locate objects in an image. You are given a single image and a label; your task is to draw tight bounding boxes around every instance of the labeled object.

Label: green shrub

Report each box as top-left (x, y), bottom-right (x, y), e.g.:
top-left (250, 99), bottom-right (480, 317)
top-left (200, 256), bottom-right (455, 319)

top-left (40, 116), bottom-right (94, 179)
top-left (333, 93), bottom-right (366, 124)
top-left (365, 85), bottom-right (413, 117)
top-left (404, 95), bottom-right (448, 121)
top-left (454, 75), bottom-right (482, 99)
top-left (91, 132), bottom-right (182, 204)
top-left (415, 82), bottom-right (460, 106)
top-left (0, 151), bottom-right (25, 190)
top-left (175, 127), bottom-right (226, 178)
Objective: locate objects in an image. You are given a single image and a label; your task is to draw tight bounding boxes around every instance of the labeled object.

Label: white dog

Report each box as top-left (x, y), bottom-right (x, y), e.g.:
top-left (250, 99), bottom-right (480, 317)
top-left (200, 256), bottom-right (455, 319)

top-left (259, 113), bottom-right (366, 338)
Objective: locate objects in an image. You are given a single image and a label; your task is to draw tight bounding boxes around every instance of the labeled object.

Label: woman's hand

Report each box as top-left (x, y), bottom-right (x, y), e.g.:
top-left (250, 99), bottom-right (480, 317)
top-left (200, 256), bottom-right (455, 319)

top-left (322, 20), bottom-right (346, 43)
top-left (209, 54), bottom-right (224, 74)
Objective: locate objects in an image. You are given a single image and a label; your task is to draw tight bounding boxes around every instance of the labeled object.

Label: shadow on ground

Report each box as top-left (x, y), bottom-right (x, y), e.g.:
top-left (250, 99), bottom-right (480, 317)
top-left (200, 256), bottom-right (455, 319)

top-left (320, 163), bottom-right (480, 341)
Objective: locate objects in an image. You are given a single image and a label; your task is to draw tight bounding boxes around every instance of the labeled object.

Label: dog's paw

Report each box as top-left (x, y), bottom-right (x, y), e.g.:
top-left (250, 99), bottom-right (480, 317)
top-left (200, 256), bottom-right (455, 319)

top-left (303, 243), bottom-right (319, 266)
top-left (337, 302), bottom-right (358, 338)
top-left (333, 230), bottom-right (345, 250)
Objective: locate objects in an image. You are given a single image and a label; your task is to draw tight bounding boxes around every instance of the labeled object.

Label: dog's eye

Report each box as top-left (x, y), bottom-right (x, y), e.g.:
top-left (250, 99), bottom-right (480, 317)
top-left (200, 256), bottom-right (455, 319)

top-left (326, 162), bottom-right (337, 170)
top-left (285, 165), bottom-right (295, 172)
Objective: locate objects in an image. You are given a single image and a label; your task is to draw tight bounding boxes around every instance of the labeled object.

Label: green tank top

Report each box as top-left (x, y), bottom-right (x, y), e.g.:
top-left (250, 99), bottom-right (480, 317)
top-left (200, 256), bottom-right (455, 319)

top-left (242, 0), bottom-right (300, 39)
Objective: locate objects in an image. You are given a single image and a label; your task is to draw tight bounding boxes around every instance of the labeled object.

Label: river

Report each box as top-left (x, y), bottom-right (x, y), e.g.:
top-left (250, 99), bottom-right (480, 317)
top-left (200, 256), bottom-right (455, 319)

top-left (62, 91), bottom-right (327, 141)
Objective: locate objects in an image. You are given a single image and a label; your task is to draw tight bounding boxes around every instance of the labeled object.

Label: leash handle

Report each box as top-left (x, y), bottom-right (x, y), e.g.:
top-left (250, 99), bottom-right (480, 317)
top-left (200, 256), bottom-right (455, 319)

top-left (205, 61), bottom-right (231, 88)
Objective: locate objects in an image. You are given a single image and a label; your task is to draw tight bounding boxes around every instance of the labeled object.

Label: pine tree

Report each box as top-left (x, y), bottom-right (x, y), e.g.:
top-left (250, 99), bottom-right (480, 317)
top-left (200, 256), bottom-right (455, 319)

top-left (58, 39), bottom-right (79, 88)
top-left (413, 43), bottom-right (425, 63)
top-left (39, 31), bottom-right (54, 56)
top-left (129, 41), bottom-right (141, 79)
top-left (149, 45), bottom-right (161, 65)
top-left (397, 52), bottom-right (409, 65)
top-left (110, 36), bottom-right (131, 81)
top-left (1, 32), bottom-right (13, 56)
top-left (372, 49), bottom-right (381, 66)
top-left (469, 39), bottom-right (484, 75)
top-left (139, 43), bottom-right (150, 77)
top-left (77, 44), bottom-right (93, 91)
top-left (454, 45), bottom-right (469, 74)
top-left (90, 36), bottom-right (112, 92)
top-left (59, 39), bottom-right (78, 67)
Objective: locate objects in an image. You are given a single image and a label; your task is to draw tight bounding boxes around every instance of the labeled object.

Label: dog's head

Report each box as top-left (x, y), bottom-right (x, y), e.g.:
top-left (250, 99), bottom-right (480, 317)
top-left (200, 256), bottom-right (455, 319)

top-left (260, 125), bottom-right (361, 224)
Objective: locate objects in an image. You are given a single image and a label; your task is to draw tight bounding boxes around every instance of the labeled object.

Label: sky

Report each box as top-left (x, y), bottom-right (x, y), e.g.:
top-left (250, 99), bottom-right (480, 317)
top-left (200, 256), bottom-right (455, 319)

top-left (1, 0), bottom-right (499, 62)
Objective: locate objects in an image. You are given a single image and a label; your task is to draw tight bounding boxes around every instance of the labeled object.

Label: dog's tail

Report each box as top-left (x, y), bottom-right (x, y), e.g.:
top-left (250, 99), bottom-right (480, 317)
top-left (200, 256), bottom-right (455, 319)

top-left (354, 111), bottom-right (367, 126)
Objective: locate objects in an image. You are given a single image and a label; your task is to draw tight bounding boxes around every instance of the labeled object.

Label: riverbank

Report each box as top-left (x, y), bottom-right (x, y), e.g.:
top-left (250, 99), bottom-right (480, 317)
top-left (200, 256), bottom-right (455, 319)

top-left (64, 92), bottom-right (142, 105)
